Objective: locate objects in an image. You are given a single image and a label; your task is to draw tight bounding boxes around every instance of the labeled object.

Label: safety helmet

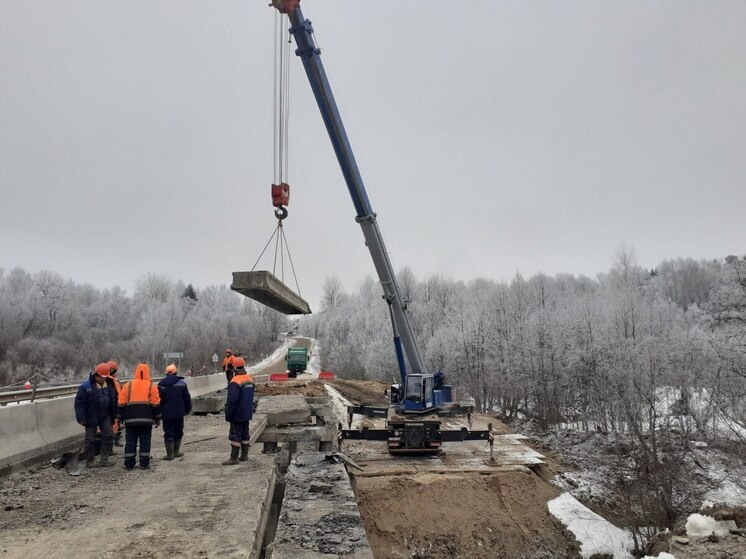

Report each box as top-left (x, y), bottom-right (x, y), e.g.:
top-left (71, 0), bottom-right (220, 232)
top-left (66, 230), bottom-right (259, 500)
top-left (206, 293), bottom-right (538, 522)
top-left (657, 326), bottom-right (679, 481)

top-left (166, 364), bottom-right (177, 374)
top-left (95, 362), bottom-right (110, 377)
top-left (225, 348), bottom-right (233, 355)
top-left (233, 357), bottom-right (246, 369)
top-left (107, 360), bottom-right (119, 373)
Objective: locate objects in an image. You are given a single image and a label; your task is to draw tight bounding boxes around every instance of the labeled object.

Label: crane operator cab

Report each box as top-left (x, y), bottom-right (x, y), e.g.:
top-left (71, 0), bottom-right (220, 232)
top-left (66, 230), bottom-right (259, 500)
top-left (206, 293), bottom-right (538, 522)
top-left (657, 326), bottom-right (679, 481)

top-left (391, 371), bottom-right (454, 413)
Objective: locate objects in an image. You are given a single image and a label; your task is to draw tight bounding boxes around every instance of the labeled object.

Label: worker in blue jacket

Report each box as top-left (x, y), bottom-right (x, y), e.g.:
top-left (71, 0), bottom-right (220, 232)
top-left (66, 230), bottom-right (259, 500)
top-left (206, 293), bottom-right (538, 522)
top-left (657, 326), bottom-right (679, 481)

top-left (158, 364), bottom-right (192, 461)
top-left (222, 357), bottom-right (254, 465)
top-left (74, 362), bottom-right (118, 468)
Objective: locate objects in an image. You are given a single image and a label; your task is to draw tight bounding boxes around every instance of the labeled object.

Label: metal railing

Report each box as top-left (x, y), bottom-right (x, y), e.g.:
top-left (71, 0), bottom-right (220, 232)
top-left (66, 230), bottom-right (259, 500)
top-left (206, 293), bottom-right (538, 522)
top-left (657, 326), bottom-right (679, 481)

top-left (0, 377), bottom-right (166, 406)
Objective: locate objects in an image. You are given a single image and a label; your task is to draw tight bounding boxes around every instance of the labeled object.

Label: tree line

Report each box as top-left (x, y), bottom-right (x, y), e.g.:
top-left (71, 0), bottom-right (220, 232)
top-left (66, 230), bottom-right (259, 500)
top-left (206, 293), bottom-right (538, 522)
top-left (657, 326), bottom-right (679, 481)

top-left (303, 249), bottom-right (745, 441)
top-left (0, 269), bottom-right (289, 385)
top-left (304, 250), bottom-right (745, 532)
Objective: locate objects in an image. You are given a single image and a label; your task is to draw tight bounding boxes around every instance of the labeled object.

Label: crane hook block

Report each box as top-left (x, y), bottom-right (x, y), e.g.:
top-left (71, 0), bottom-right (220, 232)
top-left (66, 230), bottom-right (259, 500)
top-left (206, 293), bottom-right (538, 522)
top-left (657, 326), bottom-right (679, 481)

top-left (272, 183), bottom-right (290, 207)
top-left (270, 0), bottom-right (300, 15)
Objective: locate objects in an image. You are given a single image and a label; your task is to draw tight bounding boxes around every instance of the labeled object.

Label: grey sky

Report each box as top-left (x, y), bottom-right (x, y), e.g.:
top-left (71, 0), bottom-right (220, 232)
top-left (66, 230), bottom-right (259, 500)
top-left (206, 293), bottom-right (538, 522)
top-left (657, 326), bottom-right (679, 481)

top-left (1, 0), bottom-right (744, 308)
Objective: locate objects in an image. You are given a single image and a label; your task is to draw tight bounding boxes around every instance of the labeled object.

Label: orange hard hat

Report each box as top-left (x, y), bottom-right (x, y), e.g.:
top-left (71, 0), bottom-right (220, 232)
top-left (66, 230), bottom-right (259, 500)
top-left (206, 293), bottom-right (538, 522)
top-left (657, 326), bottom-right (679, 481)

top-left (95, 363), bottom-right (110, 377)
top-left (225, 348), bottom-right (232, 354)
top-left (107, 360), bottom-right (118, 372)
top-left (166, 364), bottom-right (177, 374)
top-left (233, 357), bottom-right (246, 368)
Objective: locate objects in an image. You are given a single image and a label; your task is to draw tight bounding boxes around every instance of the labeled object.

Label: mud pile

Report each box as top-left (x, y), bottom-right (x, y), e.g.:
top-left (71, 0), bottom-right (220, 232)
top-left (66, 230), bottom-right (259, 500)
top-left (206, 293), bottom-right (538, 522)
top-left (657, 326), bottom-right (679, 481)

top-left (256, 381), bottom-right (327, 398)
top-left (355, 470), bottom-right (579, 559)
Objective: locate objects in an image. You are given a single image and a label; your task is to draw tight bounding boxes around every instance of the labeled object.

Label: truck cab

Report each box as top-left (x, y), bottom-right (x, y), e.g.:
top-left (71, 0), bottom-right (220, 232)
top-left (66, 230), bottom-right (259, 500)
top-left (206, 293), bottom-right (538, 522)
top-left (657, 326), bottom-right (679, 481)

top-left (285, 346), bottom-right (308, 378)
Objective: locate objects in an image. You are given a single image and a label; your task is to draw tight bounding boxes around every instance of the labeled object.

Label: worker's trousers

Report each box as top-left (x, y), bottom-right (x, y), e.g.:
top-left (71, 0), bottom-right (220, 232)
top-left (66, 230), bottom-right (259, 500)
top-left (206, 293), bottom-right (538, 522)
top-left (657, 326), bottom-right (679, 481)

top-left (85, 417), bottom-right (113, 451)
top-left (163, 418), bottom-right (184, 442)
top-left (228, 421), bottom-right (250, 447)
top-left (124, 424), bottom-right (153, 468)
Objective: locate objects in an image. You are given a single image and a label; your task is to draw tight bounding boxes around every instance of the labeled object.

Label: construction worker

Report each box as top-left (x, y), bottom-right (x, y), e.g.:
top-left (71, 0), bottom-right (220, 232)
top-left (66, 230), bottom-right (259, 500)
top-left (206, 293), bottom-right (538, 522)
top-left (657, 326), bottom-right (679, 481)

top-left (158, 363), bottom-right (192, 461)
top-left (108, 360), bottom-right (124, 447)
top-left (74, 363), bottom-right (118, 468)
top-left (223, 348), bottom-right (236, 385)
top-left (117, 362), bottom-right (161, 471)
top-left (222, 357), bottom-right (254, 465)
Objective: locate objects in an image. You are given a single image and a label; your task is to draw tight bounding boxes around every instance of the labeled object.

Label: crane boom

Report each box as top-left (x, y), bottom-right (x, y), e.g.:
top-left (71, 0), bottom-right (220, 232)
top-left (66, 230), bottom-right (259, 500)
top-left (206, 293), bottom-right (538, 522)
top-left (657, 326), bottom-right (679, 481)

top-left (282, 5), bottom-right (424, 380)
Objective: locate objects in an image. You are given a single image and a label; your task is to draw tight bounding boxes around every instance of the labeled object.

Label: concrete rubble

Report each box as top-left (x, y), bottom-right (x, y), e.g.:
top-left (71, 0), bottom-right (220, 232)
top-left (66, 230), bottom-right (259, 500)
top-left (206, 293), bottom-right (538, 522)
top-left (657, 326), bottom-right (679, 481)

top-left (268, 453), bottom-right (374, 559)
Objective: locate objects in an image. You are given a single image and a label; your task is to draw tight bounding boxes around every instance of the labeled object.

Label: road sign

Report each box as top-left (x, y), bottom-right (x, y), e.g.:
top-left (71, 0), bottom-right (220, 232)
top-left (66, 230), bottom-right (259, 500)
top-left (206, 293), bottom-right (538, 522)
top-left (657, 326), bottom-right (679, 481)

top-left (212, 353), bottom-right (219, 364)
top-left (163, 352), bottom-right (183, 359)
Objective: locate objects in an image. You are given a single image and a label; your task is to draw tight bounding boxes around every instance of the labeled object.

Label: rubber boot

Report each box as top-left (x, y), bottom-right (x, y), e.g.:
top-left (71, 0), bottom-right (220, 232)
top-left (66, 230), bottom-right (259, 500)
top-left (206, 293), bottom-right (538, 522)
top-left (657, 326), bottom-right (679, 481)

top-left (114, 431), bottom-right (124, 447)
top-left (85, 447), bottom-right (96, 468)
top-left (221, 446), bottom-right (240, 465)
top-left (239, 443), bottom-right (250, 462)
top-left (163, 440), bottom-right (175, 461)
top-left (174, 439), bottom-right (184, 458)
top-left (97, 440), bottom-right (114, 467)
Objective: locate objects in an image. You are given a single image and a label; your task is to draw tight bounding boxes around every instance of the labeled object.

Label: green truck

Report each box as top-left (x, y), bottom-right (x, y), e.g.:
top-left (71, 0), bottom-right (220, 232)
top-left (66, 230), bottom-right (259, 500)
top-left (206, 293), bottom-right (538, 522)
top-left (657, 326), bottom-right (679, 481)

top-left (285, 346), bottom-right (308, 378)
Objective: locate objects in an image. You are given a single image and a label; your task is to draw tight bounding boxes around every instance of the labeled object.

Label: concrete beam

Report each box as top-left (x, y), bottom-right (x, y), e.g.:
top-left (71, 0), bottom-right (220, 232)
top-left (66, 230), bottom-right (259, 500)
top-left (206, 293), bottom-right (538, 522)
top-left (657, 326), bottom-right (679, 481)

top-left (256, 395), bottom-right (312, 426)
top-left (258, 425), bottom-right (335, 443)
top-left (231, 271), bottom-right (311, 315)
top-left (250, 415), bottom-right (269, 446)
top-left (192, 393), bottom-right (225, 414)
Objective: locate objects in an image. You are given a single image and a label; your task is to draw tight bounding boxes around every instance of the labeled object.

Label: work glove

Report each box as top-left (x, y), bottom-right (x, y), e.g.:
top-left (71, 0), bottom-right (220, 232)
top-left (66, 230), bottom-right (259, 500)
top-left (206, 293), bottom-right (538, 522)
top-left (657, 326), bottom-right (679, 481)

top-left (153, 418), bottom-right (161, 429)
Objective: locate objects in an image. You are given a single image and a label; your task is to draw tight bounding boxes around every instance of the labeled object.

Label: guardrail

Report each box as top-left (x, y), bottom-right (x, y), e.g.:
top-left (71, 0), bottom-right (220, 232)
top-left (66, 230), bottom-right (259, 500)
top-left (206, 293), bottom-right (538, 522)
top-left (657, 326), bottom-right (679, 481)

top-left (0, 377), bottom-right (167, 406)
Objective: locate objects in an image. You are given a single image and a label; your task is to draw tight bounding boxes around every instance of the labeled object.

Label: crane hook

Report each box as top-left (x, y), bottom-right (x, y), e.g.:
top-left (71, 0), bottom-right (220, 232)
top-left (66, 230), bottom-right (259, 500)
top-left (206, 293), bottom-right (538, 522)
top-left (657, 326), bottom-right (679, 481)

top-left (274, 206), bottom-right (288, 221)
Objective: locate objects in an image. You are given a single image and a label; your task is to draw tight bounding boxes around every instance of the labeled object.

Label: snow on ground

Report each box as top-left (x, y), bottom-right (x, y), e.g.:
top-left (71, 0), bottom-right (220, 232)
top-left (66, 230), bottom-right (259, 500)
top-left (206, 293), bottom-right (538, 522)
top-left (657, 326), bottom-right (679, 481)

top-left (641, 553), bottom-right (676, 559)
top-left (685, 513), bottom-right (738, 537)
top-left (324, 384), bottom-right (362, 429)
top-left (307, 339), bottom-right (321, 378)
top-left (702, 469), bottom-right (746, 507)
top-left (246, 340), bottom-right (293, 374)
top-left (548, 492), bottom-right (634, 559)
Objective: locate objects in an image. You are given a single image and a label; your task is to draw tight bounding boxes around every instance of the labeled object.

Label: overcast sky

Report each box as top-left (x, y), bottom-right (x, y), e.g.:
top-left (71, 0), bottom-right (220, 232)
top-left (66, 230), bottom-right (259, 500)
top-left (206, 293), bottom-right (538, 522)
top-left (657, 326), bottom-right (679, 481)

top-left (1, 0), bottom-right (744, 308)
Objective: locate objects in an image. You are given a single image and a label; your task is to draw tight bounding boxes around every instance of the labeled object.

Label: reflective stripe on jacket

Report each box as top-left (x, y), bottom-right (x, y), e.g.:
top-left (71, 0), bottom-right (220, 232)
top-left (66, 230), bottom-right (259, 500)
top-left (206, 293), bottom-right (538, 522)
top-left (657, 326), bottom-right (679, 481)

top-left (117, 363), bottom-right (161, 426)
top-left (225, 373), bottom-right (254, 423)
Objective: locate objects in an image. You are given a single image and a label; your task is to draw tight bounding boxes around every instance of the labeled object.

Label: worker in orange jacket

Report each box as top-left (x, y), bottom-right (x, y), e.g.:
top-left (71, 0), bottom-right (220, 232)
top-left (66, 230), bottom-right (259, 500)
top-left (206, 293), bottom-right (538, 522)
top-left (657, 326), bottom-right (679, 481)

top-left (108, 360), bottom-right (124, 447)
top-left (223, 348), bottom-right (236, 385)
top-left (116, 362), bottom-right (161, 471)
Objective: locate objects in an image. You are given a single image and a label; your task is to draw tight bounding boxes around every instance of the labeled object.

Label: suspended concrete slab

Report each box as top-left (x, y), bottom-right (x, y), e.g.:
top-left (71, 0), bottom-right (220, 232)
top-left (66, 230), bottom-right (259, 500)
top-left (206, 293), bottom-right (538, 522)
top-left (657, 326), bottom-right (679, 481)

top-left (231, 270), bottom-right (311, 315)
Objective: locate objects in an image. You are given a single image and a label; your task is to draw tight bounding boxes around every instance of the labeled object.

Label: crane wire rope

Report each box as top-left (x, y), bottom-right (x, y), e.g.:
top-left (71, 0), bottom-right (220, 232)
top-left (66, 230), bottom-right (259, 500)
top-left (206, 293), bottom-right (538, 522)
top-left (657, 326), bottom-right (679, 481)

top-left (250, 221), bottom-right (302, 296)
top-left (251, 14), bottom-right (302, 297)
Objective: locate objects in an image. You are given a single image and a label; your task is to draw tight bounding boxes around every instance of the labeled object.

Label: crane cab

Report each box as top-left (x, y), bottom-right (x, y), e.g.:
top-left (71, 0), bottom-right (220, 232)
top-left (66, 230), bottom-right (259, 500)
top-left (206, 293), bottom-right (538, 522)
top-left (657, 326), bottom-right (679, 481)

top-left (392, 372), bottom-right (454, 413)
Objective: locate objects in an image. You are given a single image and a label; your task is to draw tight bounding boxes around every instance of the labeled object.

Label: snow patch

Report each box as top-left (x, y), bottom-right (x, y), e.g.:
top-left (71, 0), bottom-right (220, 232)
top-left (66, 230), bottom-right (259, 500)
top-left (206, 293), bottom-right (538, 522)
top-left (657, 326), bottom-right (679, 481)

top-left (548, 492), bottom-right (634, 559)
top-left (641, 553), bottom-right (676, 559)
top-left (307, 339), bottom-right (321, 379)
top-left (324, 384), bottom-right (362, 429)
top-left (685, 513), bottom-right (738, 537)
top-left (246, 340), bottom-right (293, 375)
top-left (702, 470), bottom-right (746, 507)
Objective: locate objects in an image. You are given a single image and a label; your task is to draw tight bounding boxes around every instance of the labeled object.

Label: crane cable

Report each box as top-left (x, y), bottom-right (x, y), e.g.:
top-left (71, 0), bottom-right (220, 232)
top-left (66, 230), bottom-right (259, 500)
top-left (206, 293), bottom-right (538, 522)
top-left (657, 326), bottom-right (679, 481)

top-left (274, 11), bottom-right (291, 186)
top-left (252, 11), bottom-right (302, 296)
top-left (250, 221), bottom-right (302, 297)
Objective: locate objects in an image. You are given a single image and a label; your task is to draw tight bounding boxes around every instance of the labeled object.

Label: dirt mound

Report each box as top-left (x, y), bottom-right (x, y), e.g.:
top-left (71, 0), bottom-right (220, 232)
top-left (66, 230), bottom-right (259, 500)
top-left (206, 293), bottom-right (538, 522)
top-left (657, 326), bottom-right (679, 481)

top-left (326, 379), bottom-right (390, 406)
top-left (355, 470), bottom-right (580, 559)
top-left (255, 380), bottom-right (327, 398)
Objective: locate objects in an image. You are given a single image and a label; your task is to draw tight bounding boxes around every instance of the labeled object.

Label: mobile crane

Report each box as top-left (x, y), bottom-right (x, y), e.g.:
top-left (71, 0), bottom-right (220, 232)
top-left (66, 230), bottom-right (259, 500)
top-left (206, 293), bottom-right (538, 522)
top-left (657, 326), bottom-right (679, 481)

top-left (269, 0), bottom-right (487, 454)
